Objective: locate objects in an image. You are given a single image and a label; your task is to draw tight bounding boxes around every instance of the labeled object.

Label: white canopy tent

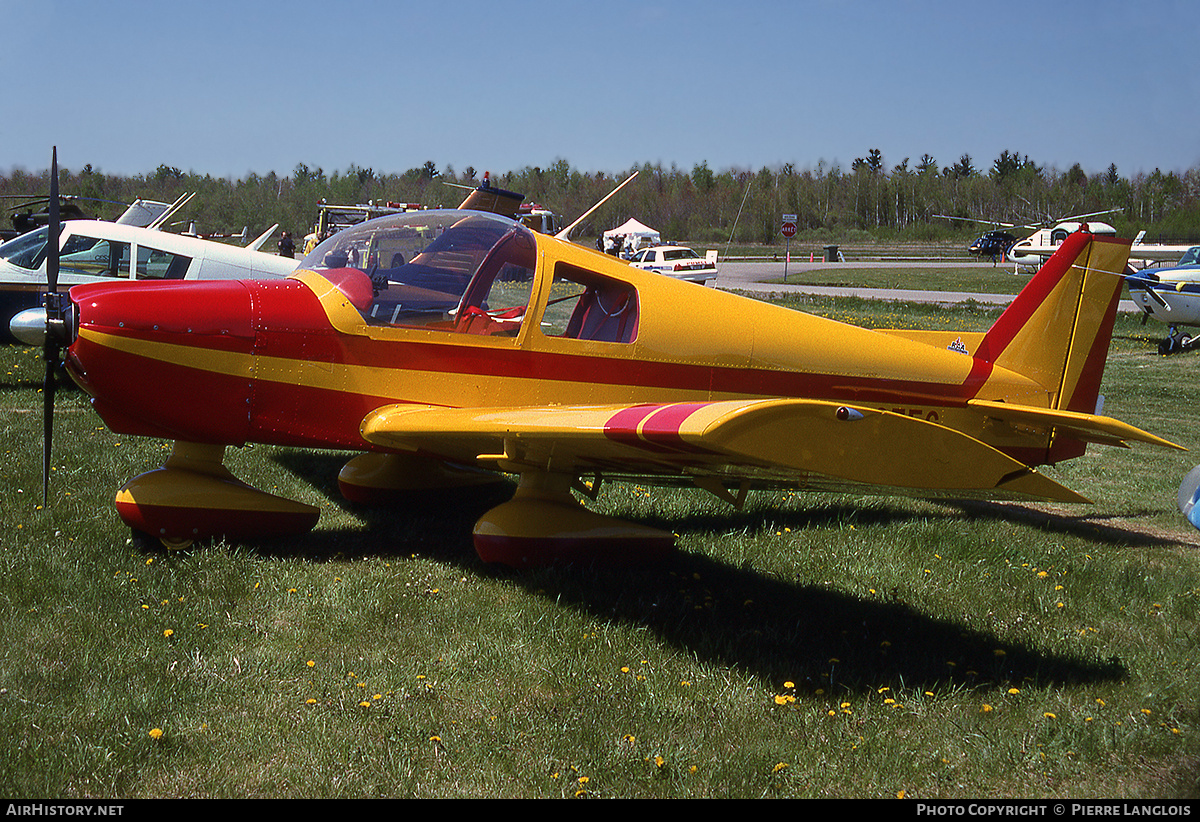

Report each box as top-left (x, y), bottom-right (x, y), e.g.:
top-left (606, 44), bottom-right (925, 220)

top-left (602, 218), bottom-right (660, 254)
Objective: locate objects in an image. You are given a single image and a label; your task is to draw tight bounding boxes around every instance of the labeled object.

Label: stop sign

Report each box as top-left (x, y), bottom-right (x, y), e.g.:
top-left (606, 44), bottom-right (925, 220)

top-left (781, 220), bottom-right (797, 238)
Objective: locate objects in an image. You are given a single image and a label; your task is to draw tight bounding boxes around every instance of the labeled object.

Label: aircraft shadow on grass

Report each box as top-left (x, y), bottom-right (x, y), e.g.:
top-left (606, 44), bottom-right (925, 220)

top-left (224, 449), bottom-right (1140, 695)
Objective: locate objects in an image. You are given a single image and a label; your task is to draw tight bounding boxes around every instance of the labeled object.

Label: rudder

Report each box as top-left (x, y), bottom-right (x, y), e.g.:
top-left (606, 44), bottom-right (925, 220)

top-left (976, 229), bottom-right (1130, 414)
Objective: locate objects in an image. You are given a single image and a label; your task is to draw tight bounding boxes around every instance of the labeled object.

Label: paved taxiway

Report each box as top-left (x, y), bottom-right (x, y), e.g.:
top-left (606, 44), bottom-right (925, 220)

top-left (710, 259), bottom-right (1140, 312)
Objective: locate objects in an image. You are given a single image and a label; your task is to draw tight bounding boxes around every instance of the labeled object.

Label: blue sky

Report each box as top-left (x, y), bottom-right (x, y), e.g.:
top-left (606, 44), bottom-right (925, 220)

top-left (3, 0), bottom-right (1197, 181)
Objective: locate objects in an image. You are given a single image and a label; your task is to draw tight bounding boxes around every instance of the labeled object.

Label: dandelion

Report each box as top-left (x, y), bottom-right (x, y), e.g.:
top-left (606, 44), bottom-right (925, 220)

top-left (772, 762), bottom-right (788, 774)
top-left (162, 629), bottom-right (174, 638)
top-left (981, 704), bottom-right (994, 713)
top-left (148, 728), bottom-right (163, 740)
top-left (307, 660), bottom-right (315, 667)
top-left (1008, 688), bottom-right (1020, 695)
top-left (1044, 712), bottom-right (1057, 719)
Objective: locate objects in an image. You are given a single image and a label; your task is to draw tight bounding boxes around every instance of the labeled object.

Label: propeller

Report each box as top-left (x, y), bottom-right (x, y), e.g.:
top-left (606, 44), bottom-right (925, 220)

top-left (41, 147), bottom-right (67, 505)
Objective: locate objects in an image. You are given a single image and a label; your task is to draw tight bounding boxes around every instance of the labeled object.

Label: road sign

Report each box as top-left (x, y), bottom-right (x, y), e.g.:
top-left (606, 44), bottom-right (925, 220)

top-left (781, 214), bottom-right (797, 238)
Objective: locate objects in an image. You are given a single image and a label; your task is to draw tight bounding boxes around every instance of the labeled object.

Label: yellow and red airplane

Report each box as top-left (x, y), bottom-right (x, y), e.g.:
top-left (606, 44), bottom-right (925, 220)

top-left (45, 196), bottom-right (1180, 566)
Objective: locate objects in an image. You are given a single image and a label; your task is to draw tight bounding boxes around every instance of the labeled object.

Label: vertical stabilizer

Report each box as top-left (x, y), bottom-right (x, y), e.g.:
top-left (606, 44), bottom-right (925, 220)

top-left (976, 230), bottom-right (1130, 413)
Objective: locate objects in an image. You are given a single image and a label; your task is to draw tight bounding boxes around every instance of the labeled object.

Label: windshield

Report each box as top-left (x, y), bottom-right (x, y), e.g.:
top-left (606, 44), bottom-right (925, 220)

top-left (662, 248), bottom-right (700, 261)
top-left (1178, 247), bottom-right (1200, 266)
top-left (0, 227), bottom-right (49, 270)
top-left (300, 210), bottom-right (537, 335)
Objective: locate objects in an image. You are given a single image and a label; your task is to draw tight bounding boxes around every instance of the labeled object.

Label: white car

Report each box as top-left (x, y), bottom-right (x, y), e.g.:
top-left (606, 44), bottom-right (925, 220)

top-left (629, 245), bottom-right (717, 283)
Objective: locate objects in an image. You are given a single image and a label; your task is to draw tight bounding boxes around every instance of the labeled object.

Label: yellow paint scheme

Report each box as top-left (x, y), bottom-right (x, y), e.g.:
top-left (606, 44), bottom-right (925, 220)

top-left (358, 398), bottom-right (1088, 503)
top-left (75, 215), bottom-right (1183, 560)
top-left (297, 235), bottom-right (1045, 412)
top-left (276, 229), bottom-right (1178, 505)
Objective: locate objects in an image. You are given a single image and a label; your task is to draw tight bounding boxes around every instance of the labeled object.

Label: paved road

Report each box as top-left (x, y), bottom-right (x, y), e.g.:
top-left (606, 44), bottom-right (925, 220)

top-left (710, 259), bottom-right (1141, 312)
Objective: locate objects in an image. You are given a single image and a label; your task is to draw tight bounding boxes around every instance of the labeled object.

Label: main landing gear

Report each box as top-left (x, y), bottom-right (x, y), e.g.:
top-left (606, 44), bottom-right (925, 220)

top-left (118, 446), bottom-right (676, 567)
top-left (1158, 326), bottom-right (1197, 356)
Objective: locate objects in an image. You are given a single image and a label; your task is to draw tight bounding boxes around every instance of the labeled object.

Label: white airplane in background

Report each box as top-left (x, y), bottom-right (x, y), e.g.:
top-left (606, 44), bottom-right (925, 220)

top-left (1125, 245), bottom-right (1200, 354)
top-left (3, 198), bottom-right (297, 344)
top-left (941, 209), bottom-right (1195, 273)
top-left (1009, 224), bottom-right (1196, 273)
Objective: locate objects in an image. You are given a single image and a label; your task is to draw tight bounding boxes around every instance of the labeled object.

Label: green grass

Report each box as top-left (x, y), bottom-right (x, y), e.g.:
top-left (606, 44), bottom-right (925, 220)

top-left (1, 301), bottom-right (1198, 799)
top-left (765, 264), bottom-right (1036, 294)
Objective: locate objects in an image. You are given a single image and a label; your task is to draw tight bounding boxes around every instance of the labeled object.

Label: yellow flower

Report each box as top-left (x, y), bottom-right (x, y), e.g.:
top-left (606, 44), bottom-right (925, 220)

top-left (162, 629), bottom-right (174, 638)
top-left (307, 660), bottom-right (315, 667)
top-left (981, 704), bottom-right (994, 713)
top-left (772, 762), bottom-right (788, 773)
top-left (1008, 688), bottom-right (1020, 695)
top-left (148, 728), bottom-right (163, 739)
top-left (1044, 712), bottom-right (1057, 719)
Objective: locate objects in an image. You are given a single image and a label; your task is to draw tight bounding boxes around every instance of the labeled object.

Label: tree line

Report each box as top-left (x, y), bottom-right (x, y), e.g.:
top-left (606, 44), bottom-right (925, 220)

top-left (3, 151), bottom-right (1198, 249)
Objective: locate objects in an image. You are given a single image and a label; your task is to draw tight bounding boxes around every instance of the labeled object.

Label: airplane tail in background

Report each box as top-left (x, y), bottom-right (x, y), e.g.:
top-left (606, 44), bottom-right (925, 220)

top-left (976, 229), bottom-right (1130, 416)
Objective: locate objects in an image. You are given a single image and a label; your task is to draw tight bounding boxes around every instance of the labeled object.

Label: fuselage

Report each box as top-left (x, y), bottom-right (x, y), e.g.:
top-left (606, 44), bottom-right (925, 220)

top-left (64, 210), bottom-right (1053, 464)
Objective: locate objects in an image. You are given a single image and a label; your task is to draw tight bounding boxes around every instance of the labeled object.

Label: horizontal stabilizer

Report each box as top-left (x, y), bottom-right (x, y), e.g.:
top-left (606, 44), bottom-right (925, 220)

top-left (967, 399), bottom-right (1185, 451)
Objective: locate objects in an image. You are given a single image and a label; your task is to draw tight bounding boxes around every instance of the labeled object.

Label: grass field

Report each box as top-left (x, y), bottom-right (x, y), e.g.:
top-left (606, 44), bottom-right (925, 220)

top-left (1, 297), bottom-right (1198, 799)
top-left (765, 264), bottom-right (1036, 294)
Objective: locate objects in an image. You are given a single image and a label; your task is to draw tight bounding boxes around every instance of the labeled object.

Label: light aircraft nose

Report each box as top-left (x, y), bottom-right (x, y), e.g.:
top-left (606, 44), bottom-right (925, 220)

top-left (9, 307), bottom-right (48, 345)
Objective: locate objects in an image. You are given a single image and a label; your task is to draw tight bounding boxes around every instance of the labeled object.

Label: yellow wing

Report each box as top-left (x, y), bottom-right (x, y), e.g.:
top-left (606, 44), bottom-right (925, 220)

top-left (359, 399), bottom-right (1102, 504)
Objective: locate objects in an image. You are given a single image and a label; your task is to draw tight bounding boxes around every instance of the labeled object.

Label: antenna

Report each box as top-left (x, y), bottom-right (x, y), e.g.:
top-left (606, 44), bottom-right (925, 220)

top-left (555, 172), bottom-right (639, 241)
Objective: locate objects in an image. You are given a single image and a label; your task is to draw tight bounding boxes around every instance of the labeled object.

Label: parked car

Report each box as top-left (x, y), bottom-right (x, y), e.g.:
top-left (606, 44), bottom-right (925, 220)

top-left (629, 245), bottom-right (717, 283)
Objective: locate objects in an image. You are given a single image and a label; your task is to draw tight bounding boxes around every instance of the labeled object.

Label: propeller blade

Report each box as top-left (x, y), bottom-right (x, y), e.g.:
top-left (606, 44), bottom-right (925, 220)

top-left (47, 148), bottom-right (59, 294)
